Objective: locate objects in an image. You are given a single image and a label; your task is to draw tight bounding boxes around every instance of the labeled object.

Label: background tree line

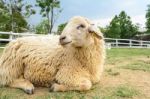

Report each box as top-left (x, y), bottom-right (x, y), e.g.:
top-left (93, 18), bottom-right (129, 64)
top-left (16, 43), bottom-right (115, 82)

top-left (0, 0), bottom-right (150, 39)
top-left (57, 5), bottom-right (150, 39)
top-left (0, 0), bottom-right (61, 38)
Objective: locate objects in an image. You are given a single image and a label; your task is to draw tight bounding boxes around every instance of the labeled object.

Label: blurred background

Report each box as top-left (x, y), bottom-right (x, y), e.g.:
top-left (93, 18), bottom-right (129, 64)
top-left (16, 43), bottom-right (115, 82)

top-left (0, 0), bottom-right (150, 40)
top-left (0, 1), bottom-right (150, 99)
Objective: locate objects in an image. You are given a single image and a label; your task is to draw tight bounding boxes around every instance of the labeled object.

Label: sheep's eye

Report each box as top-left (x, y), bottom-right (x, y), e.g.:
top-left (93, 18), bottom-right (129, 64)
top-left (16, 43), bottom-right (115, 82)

top-left (77, 24), bottom-right (85, 29)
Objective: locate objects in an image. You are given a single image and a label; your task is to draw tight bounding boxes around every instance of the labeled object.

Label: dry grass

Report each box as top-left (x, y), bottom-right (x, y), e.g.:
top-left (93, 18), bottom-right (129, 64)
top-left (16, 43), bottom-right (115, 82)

top-left (0, 48), bottom-right (150, 99)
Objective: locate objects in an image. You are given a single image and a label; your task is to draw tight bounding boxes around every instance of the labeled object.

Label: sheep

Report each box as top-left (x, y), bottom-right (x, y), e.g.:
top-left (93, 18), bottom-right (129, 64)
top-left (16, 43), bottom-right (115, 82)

top-left (0, 16), bottom-right (105, 94)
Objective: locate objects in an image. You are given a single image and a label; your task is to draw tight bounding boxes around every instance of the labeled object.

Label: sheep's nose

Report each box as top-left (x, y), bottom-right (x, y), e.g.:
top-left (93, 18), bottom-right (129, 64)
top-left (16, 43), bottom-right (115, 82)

top-left (59, 35), bottom-right (66, 41)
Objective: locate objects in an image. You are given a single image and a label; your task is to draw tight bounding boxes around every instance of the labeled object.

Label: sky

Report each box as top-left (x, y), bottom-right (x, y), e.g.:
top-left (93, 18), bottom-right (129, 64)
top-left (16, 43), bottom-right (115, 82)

top-left (26, 0), bottom-right (150, 31)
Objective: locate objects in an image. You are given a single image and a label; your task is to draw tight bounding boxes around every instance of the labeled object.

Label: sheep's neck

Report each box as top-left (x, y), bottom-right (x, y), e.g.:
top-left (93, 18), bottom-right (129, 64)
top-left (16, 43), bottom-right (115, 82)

top-left (74, 39), bottom-right (103, 74)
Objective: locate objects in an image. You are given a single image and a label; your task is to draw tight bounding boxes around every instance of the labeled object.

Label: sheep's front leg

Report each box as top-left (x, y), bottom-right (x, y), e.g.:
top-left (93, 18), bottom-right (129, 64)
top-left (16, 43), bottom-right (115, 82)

top-left (9, 78), bottom-right (34, 94)
top-left (50, 80), bottom-right (92, 92)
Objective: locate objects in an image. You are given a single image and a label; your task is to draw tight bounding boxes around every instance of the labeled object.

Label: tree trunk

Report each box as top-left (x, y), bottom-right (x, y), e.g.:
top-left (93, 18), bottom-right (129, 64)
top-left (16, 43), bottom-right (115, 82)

top-left (10, 0), bottom-right (14, 32)
top-left (46, 11), bottom-right (50, 34)
top-left (49, 6), bottom-right (54, 34)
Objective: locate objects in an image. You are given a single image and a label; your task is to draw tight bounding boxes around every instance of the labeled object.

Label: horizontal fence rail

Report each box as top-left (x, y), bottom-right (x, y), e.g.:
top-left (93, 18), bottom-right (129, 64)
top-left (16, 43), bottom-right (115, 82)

top-left (0, 31), bottom-right (150, 49)
top-left (105, 38), bottom-right (150, 49)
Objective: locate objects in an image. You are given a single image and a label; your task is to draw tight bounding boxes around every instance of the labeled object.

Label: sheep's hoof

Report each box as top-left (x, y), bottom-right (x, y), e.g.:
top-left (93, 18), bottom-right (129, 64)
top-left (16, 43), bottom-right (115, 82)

top-left (24, 88), bottom-right (34, 94)
top-left (49, 85), bottom-right (54, 92)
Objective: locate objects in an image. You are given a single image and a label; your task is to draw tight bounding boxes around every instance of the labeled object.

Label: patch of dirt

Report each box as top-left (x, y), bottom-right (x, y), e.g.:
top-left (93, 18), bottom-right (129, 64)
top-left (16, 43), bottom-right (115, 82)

top-left (135, 56), bottom-right (150, 64)
top-left (101, 68), bottom-right (150, 99)
top-left (119, 69), bottom-right (150, 99)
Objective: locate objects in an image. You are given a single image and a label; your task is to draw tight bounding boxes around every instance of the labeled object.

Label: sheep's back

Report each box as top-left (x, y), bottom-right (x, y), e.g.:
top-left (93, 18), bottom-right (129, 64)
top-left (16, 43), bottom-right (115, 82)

top-left (14, 35), bottom-right (62, 86)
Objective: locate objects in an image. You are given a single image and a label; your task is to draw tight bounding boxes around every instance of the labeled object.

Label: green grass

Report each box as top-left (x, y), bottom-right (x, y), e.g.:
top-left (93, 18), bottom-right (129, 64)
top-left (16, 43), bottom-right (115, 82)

top-left (0, 44), bottom-right (6, 47)
top-left (121, 61), bottom-right (150, 72)
top-left (106, 48), bottom-right (150, 64)
top-left (0, 48), bottom-right (150, 99)
top-left (107, 48), bottom-right (150, 57)
top-left (0, 88), bottom-right (26, 99)
top-left (103, 85), bottom-right (139, 99)
top-left (113, 86), bottom-right (138, 98)
top-left (0, 49), bottom-right (3, 53)
top-left (0, 87), bottom-right (102, 99)
top-left (107, 48), bottom-right (150, 72)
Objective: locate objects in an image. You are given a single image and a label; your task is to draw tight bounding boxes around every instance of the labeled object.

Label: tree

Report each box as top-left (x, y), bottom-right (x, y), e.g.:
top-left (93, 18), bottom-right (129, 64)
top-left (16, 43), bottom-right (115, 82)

top-left (105, 11), bottom-right (139, 39)
top-left (35, 19), bottom-right (49, 34)
top-left (0, 0), bottom-right (11, 39)
top-left (0, 0), bottom-right (35, 33)
top-left (119, 11), bottom-right (139, 38)
top-left (0, 0), bottom-right (11, 31)
top-left (146, 4), bottom-right (150, 33)
top-left (0, 0), bottom-right (35, 39)
top-left (8, 0), bottom-right (35, 32)
top-left (36, 0), bottom-right (61, 34)
top-left (105, 15), bottom-right (121, 38)
top-left (57, 22), bottom-right (67, 34)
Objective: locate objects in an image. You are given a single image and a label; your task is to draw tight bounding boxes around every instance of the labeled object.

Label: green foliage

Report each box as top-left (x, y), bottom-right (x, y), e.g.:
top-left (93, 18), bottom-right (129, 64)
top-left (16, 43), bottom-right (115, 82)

top-left (36, 0), bottom-right (61, 33)
top-left (119, 11), bottom-right (139, 38)
top-left (0, 1), bottom-right (10, 39)
top-left (57, 22), bottom-right (67, 34)
top-left (146, 4), bottom-right (150, 33)
top-left (105, 11), bottom-right (139, 39)
top-left (12, 12), bottom-right (28, 32)
top-left (9, 0), bottom-right (35, 18)
top-left (99, 27), bottom-right (107, 33)
top-left (105, 15), bottom-right (121, 38)
top-left (0, 1), bottom-right (11, 31)
top-left (35, 19), bottom-right (49, 34)
top-left (0, 0), bottom-right (35, 39)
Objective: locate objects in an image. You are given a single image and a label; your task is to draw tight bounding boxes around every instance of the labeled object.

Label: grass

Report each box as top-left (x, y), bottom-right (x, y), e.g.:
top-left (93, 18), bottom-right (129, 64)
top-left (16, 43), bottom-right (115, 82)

top-left (106, 48), bottom-right (150, 72)
top-left (0, 48), bottom-right (150, 99)
top-left (0, 88), bottom-right (25, 99)
top-left (106, 48), bottom-right (150, 65)
top-left (103, 85), bottom-right (139, 99)
top-left (0, 49), bottom-right (3, 54)
top-left (107, 48), bottom-right (150, 57)
top-left (108, 48), bottom-right (150, 72)
top-left (113, 85), bottom-right (138, 98)
top-left (121, 61), bottom-right (150, 72)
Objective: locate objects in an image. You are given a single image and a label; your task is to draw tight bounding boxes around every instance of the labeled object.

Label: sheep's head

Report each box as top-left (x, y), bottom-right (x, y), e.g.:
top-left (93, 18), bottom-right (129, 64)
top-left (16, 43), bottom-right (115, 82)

top-left (59, 16), bottom-right (103, 48)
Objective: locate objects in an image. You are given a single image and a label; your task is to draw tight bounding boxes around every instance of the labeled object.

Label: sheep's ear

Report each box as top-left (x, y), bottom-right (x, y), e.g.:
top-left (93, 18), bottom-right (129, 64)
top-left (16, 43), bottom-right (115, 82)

top-left (89, 26), bottom-right (103, 39)
top-left (94, 28), bottom-right (103, 39)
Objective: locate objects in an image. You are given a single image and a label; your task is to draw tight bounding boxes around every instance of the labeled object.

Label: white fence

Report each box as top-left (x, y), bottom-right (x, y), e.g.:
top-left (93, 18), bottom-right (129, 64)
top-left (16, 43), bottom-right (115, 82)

top-left (0, 31), bottom-right (40, 48)
top-left (105, 38), bottom-right (150, 48)
top-left (0, 31), bottom-right (150, 49)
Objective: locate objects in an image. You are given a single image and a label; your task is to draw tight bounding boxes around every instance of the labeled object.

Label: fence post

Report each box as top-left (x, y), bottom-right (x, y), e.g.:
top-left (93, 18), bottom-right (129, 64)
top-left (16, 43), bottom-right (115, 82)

top-left (9, 31), bottom-right (13, 41)
top-left (140, 40), bottom-right (143, 48)
top-left (116, 39), bottom-right (118, 47)
top-left (129, 40), bottom-right (132, 47)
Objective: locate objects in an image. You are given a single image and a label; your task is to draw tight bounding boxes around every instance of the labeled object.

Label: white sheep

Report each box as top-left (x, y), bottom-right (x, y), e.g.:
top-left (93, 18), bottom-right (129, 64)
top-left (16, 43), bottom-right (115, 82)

top-left (0, 16), bottom-right (105, 94)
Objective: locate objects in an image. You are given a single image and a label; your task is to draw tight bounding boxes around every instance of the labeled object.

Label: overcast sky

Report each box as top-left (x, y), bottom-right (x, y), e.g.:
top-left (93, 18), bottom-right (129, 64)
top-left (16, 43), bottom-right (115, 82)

top-left (26, 0), bottom-right (150, 31)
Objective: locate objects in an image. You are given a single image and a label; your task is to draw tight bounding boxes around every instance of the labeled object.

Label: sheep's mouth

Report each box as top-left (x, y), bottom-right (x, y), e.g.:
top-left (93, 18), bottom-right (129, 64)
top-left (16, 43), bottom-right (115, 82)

top-left (60, 41), bottom-right (72, 45)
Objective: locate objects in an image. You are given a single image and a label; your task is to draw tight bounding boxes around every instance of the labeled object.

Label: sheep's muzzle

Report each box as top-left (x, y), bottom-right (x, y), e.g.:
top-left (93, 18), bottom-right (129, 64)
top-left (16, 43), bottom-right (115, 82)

top-left (59, 35), bottom-right (72, 45)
